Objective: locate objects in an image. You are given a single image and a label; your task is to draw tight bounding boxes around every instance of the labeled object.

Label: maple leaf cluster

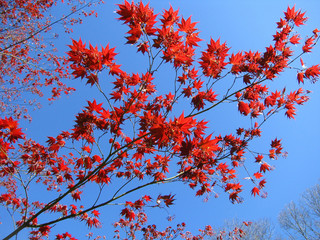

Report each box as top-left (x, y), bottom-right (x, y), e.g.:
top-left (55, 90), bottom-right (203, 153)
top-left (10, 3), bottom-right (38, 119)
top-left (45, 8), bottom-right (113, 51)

top-left (0, 117), bottom-right (24, 212)
top-left (1, 2), bottom-right (320, 240)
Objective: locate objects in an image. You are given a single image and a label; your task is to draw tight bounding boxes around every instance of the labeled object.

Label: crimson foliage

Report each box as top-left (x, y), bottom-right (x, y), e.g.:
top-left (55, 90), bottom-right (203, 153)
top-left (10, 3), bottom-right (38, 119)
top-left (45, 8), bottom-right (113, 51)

top-left (1, 2), bottom-right (320, 239)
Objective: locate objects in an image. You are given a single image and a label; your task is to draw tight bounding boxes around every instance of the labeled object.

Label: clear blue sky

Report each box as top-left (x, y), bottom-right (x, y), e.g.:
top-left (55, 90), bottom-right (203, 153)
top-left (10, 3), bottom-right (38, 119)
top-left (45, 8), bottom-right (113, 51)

top-left (4, 0), bottom-right (320, 239)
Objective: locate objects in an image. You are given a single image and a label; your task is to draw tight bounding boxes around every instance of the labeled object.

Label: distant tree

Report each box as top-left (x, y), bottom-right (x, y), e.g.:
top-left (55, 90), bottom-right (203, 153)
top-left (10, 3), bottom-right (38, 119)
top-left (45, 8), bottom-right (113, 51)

top-left (279, 184), bottom-right (320, 239)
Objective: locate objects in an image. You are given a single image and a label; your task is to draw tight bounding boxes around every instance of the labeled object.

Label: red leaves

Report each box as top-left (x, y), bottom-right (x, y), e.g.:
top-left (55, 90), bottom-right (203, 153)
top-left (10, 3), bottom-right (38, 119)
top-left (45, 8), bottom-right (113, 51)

top-left (289, 34), bottom-right (301, 44)
top-left (158, 15), bottom-right (200, 67)
top-left (199, 134), bottom-right (219, 153)
top-left (56, 232), bottom-right (76, 240)
top-left (39, 225), bottom-right (51, 236)
top-left (86, 217), bottom-right (101, 228)
top-left (305, 65), bottom-right (320, 80)
top-left (303, 37), bottom-right (315, 53)
top-left (142, 195), bottom-right (152, 202)
top-left (149, 121), bottom-right (169, 148)
top-left (157, 194), bottom-right (175, 207)
top-left (269, 138), bottom-right (283, 159)
top-left (271, 138), bottom-right (282, 149)
top-left (259, 179), bottom-right (267, 188)
top-left (0, 118), bottom-right (25, 177)
top-left (68, 38), bottom-right (120, 85)
top-left (260, 163), bottom-right (270, 173)
top-left (115, 4), bottom-right (196, 69)
top-left (200, 38), bottom-right (229, 78)
top-left (225, 183), bottom-right (242, 192)
top-left (313, 28), bottom-right (320, 37)
top-left (191, 89), bottom-right (218, 110)
top-left (238, 84), bottom-right (268, 118)
top-left (121, 208), bottom-right (136, 221)
top-left (137, 42), bottom-right (149, 54)
top-left (284, 6), bottom-right (307, 26)
top-left (255, 155), bottom-right (264, 163)
top-left (238, 101), bottom-right (251, 116)
top-left (251, 187), bottom-right (260, 196)
top-left (86, 100), bottom-right (103, 113)
top-left (277, 18), bottom-right (287, 29)
top-left (92, 209), bottom-right (100, 217)
top-left (297, 72), bottom-right (304, 84)
top-left (173, 113), bottom-right (196, 136)
top-left (160, 6), bottom-right (179, 26)
top-left (0, 117), bottom-right (24, 143)
top-left (251, 179), bottom-right (267, 197)
top-left (253, 172), bottom-right (263, 179)
top-left (229, 52), bottom-right (244, 74)
top-left (225, 183), bottom-right (242, 203)
top-left (116, 0), bottom-right (135, 24)
top-left (229, 191), bottom-right (241, 204)
top-left (117, 1), bottom-right (157, 44)
top-left (3, 3), bottom-right (320, 239)
top-left (178, 17), bottom-right (197, 35)
top-left (285, 88), bottom-right (309, 119)
top-left (178, 17), bottom-right (202, 47)
top-left (47, 136), bottom-right (65, 152)
top-left (71, 191), bottom-right (82, 201)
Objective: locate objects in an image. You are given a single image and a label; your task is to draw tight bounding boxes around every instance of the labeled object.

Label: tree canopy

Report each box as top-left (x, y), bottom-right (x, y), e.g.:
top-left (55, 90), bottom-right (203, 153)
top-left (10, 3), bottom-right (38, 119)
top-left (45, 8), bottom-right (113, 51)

top-left (1, 1), bottom-right (320, 239)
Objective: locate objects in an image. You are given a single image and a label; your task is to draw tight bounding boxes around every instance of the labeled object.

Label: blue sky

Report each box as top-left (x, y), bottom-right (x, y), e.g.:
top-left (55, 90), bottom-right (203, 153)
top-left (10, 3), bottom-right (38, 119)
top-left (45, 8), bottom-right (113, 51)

top-left (3, 0), bottom-right (320, 239)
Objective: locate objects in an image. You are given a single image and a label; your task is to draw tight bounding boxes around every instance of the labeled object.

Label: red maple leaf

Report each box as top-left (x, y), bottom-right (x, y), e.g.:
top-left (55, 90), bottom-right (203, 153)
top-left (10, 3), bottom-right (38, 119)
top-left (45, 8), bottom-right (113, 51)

top-left (160, 5), bottom-right (179, 26)
top-left (71, 191), bottom-right (82, 201)
top-left (92, 210), bottom-right (100, 218)
top-left (305, 65), bottom-right (320, 79)
top-left (86, 100), bottom-right (103, 113)
top-left (259, 179), bottom-right (267, 188)
top-left (121, 208), bottom-right (135, 221)
top-left (290, 35), bottom-right (301, 45)
top-left (297, 72), bottom-right (304, 84)
top-left (260, 163), bottom-right (270, 173)
top-left (251, 187), bottom-right (260, 196)
top-left (253, 172), bottom-right (263, 179)
top-left (238, 101), bottom-right (251, 116)
top-left (302, 37), bottom-right (315, 53)
top-left (142, 195), bottom-right (152, 202)
top-left (284, 6), bottom-right (307, 26)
